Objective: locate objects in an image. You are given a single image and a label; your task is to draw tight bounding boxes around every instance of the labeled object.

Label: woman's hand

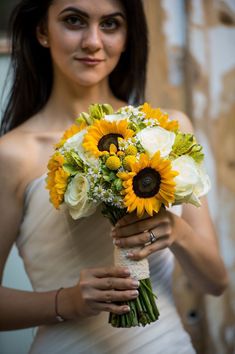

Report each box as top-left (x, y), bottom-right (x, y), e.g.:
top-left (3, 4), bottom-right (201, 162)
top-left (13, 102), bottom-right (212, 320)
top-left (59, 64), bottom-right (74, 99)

top-left (67, 266), bottom-right (139, 319)
top-left (111, 208), bottom-right (178, 261)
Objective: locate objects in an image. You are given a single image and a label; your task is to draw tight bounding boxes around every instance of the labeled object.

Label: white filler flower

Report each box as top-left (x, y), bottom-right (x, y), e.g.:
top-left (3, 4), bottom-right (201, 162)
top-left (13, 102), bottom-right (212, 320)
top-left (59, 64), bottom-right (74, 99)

top-left (136, 126), bottom-right (175, 157)
top-left (104, 113), bottom-right (128, 122)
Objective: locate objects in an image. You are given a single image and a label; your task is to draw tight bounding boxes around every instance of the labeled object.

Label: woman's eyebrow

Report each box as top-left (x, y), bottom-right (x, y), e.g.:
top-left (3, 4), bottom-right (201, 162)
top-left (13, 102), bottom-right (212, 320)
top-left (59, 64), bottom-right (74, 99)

top-left (59, 7), bottom-right (125, 20)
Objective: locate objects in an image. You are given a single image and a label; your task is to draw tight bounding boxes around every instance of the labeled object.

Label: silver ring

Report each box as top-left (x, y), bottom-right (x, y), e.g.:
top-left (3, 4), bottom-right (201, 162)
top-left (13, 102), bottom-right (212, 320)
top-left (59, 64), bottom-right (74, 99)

top-left (149, 230), bottom-right (157, 244)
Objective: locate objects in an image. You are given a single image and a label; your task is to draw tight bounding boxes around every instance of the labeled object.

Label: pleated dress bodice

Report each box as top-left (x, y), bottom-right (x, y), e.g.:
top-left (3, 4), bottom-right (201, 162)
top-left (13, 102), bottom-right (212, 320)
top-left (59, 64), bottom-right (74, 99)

top-left (16, 174), bottom-right (195, 354)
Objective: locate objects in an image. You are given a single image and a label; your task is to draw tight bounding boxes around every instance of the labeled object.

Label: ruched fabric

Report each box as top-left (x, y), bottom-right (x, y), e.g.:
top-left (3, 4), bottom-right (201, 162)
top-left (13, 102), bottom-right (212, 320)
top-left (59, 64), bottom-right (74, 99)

top-left (16, 175), bottom-right (196, 354)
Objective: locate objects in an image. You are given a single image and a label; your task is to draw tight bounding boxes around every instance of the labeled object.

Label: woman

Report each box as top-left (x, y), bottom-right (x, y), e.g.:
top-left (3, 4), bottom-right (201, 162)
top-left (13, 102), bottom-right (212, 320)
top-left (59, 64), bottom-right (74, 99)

top-left (0, 0), bottom-right (228, 353)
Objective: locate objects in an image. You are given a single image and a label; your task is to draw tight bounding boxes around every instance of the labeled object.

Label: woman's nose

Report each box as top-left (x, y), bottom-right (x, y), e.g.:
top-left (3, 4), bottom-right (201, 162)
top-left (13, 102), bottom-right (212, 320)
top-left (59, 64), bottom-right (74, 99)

top-left (81, 25), bottom-right (103, 52)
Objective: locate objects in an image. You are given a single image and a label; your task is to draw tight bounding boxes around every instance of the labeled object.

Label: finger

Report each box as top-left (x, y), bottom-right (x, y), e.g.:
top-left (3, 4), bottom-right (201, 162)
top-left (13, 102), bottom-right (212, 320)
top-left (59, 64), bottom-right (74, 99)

top-left (95, 302), bottom-right (131, 315)
top-left (116, 207), bottom-right (171, 228)
top-left (114, 230), bottom-right (150, 248)
top-left (114, 222), bottom-right (172, 248)
top-left (116, 212), bottom-right (150, 227)
top-left (91, 266), bottom-right (131, 278)
top-left (126, 237), bottom-right (170, 261)
top-left (113, 213), bottom-right (172, 238)
top-left (113, 218), bottom-right (153, 238)
top-left (92, 277), bottom-right (139, 290)
top-left (93, 289), bottom-right (139, 303)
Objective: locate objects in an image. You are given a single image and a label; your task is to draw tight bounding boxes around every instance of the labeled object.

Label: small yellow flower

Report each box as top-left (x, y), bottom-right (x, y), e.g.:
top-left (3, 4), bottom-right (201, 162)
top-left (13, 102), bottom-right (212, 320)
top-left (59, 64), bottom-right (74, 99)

top-left (105, 156), bottom-right (121, 170)
top-left (142, 103), bottom-right (179, 132)
top-left (117, 151), bottom-right (125, 157)
top-left (125, 145), bottom-right (137, 156)
top-left (123, 155), bottom-right (137, 171)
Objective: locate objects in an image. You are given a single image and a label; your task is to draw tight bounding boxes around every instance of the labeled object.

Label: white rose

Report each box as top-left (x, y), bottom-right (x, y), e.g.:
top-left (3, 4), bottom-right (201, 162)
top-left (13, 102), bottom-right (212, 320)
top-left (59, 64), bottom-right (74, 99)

top-left (136, 126), bottom-right (175, 157)
top-left (104, 113), bottom-right (128, 122)
top-left (172, 156), bottom-right (211, 207)
top-left (64, 174), bottom-right (97, 219)
top-left (63, 129), bottom-right (97, 167)
top-left (63, 129), bottom-right (86, 154)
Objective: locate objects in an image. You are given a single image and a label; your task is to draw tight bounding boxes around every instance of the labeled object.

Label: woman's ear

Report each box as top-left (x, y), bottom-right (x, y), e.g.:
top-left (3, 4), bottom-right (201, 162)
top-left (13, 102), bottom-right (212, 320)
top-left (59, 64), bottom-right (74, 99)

top-left (36, 20), bottom-right (49, 48)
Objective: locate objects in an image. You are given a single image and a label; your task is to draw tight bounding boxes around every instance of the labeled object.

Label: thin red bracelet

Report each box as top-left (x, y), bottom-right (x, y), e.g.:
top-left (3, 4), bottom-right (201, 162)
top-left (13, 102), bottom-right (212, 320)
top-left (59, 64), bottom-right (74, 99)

top-left (55, 287), bottom-right (66, 322)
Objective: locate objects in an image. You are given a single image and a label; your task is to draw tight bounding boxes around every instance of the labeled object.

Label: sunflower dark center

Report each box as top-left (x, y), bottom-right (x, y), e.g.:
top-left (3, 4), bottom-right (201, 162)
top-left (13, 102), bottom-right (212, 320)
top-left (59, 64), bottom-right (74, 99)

top-left (98, 133), bottom-right (123, 151)
top-left (133, 168), bottom-right (161, 198)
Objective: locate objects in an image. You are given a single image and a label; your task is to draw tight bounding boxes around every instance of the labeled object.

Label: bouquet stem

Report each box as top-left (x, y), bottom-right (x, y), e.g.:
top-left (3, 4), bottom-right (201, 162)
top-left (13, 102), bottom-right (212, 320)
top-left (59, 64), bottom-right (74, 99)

top-left (102, 204), bottom-right (160, 328)
top-left (108, 278), bottom-right (159, 327)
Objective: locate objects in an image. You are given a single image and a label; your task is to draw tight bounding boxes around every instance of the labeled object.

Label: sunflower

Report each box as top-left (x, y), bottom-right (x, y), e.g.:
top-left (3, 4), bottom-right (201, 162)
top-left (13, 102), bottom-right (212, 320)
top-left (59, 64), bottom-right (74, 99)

top-left (46, 152), bottom-right (69, 208)
top-left (118, 152), bottom-right (178, 217)
top-left (142, 102), bottom-right (179, 132)
top-left (82, 119), bottom-right (134, 157)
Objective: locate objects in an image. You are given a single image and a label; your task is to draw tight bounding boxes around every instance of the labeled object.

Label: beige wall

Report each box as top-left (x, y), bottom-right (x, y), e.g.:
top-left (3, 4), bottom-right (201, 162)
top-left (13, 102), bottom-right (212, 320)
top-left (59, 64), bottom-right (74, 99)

top-left (143, 1), bottom-right (235, 353)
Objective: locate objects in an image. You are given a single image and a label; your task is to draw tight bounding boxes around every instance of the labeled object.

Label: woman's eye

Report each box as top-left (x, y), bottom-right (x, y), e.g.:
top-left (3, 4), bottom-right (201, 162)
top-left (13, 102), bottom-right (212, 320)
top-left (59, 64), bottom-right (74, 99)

top-left (100, 18), bottom-right (119, 30)
top-left (64, 16), bottom-right (86, 28)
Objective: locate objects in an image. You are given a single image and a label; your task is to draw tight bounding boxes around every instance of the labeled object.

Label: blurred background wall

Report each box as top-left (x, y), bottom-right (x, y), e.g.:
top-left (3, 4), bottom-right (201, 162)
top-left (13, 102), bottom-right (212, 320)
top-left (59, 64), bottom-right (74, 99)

top-left (0, 1), bottom-right (235, 353)
top-left (143, 1), bottom-right (235, 353)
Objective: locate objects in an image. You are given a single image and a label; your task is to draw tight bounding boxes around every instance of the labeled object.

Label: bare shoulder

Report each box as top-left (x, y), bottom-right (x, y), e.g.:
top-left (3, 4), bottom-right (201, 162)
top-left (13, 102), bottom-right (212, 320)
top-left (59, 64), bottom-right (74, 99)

top-left (0, 128), bottom-right (35, 274)
top-left (0, 128), bottom-right (36, 199)
top-left (0, 120), bottom-right (62, 197)
top-left (167, 109), bottom-right (194, 134)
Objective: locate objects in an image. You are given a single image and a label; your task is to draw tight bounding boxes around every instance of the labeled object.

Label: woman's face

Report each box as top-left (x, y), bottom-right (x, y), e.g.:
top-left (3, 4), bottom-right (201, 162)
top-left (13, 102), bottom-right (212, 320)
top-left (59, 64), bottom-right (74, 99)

top-left (41, 0), bottom-right (127, 88)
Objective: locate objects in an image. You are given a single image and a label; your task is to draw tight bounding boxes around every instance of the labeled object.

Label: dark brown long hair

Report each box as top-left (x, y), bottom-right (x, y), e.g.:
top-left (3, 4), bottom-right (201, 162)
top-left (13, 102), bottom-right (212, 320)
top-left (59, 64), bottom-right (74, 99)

top-left (1, 0), bottom-right (148, 135)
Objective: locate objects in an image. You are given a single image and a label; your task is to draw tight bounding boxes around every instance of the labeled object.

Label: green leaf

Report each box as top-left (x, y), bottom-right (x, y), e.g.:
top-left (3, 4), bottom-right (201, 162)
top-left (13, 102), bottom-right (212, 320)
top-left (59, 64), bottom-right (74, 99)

top-left (172, 132), bottom-right (204, 163)
top-left (109, 172), bottom-right (116, 181)
top-left (64, 150), bottom-right (84, 169)
top-left (63, 163), bottom-right (79, 175)
top-left (76, 112), bottom-right (92, 125)
top-left (188, 144), bottom-right (204, 163)
top-left (89, 103), bottom-right (114, 120)
top-left (70, 151), bottom-right (84, 168)
top-left (103, 175), bottom-right (110, 182)
top-left (113, 178), bottom-right (123, 191)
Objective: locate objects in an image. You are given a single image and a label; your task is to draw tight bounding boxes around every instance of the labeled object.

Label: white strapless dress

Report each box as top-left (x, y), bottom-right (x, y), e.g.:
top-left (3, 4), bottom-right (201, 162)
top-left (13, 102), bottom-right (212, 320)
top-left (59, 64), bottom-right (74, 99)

top-left (16, 175), bottom-right (196, 354)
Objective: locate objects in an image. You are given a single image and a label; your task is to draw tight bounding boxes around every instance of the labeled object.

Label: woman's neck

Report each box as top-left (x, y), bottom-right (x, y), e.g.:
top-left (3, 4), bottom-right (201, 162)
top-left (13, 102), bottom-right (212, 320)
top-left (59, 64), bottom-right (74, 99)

top-left (40, 77), bottom-right (124, 130)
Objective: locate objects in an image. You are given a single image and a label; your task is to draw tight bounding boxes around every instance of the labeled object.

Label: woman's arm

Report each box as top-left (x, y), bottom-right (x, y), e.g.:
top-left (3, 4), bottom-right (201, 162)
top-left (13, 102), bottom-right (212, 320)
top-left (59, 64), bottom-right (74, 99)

top-left (170, 197), bottom-right (228, 295)
top-left (111, 204), bottom-right (228, 295)
top-left (0, 135), bottom-right (138, 331)
top-left (111, 110), bottom-right (228, 296)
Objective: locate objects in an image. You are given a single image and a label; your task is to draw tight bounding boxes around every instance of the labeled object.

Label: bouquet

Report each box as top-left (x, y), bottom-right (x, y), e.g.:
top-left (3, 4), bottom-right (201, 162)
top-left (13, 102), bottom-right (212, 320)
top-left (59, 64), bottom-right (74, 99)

top-left (46, 103), bottom-right (210, 328)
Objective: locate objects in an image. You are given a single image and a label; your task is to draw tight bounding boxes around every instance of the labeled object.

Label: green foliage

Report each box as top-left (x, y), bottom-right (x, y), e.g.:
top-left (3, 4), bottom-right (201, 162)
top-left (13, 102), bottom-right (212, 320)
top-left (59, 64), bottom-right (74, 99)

top-left (171, 132), bottom-right (204, 163)
top-left (63, 164), bottom-right (79, 176)
top-left (113, 178), bottom-right (123, 192)
top-left (76, 104), bottom-right (114, 125)
top-left (63, 150), bottom-right (84, 175)
top-left (89, 103), bottom-right (114, 119)
top-left (136, 141), bottom-right (145, 154)
top-left (76, 112), bottom-right (91, 125)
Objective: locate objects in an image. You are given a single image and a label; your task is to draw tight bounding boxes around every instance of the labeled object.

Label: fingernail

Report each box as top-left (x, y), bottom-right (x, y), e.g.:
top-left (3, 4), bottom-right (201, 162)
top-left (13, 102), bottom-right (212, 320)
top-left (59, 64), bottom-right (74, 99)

top-left (131, 290), bottom-right (139, 296)
top-left (131, 280), bottom-right (140, 288)
top-left (123, 306), bottom-right (130, 312)
top-left (114, 239), bottom-right (120, 246)
top-left (123, 268), bottom-right (130, 275)
top-left (127, 252), bottom-right (134, 258)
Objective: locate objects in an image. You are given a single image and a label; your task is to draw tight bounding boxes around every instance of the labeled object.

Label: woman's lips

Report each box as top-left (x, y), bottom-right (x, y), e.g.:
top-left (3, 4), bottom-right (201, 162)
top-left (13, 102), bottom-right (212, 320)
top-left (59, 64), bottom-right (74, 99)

top-left (76, 57), bottom-right (104, 66)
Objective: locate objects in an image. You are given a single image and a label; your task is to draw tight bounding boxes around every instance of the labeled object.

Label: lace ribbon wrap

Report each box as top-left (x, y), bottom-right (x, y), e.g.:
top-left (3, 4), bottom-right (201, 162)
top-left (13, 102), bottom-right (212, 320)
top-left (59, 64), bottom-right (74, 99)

top-left (114, 246), bottom-right (150, 280)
